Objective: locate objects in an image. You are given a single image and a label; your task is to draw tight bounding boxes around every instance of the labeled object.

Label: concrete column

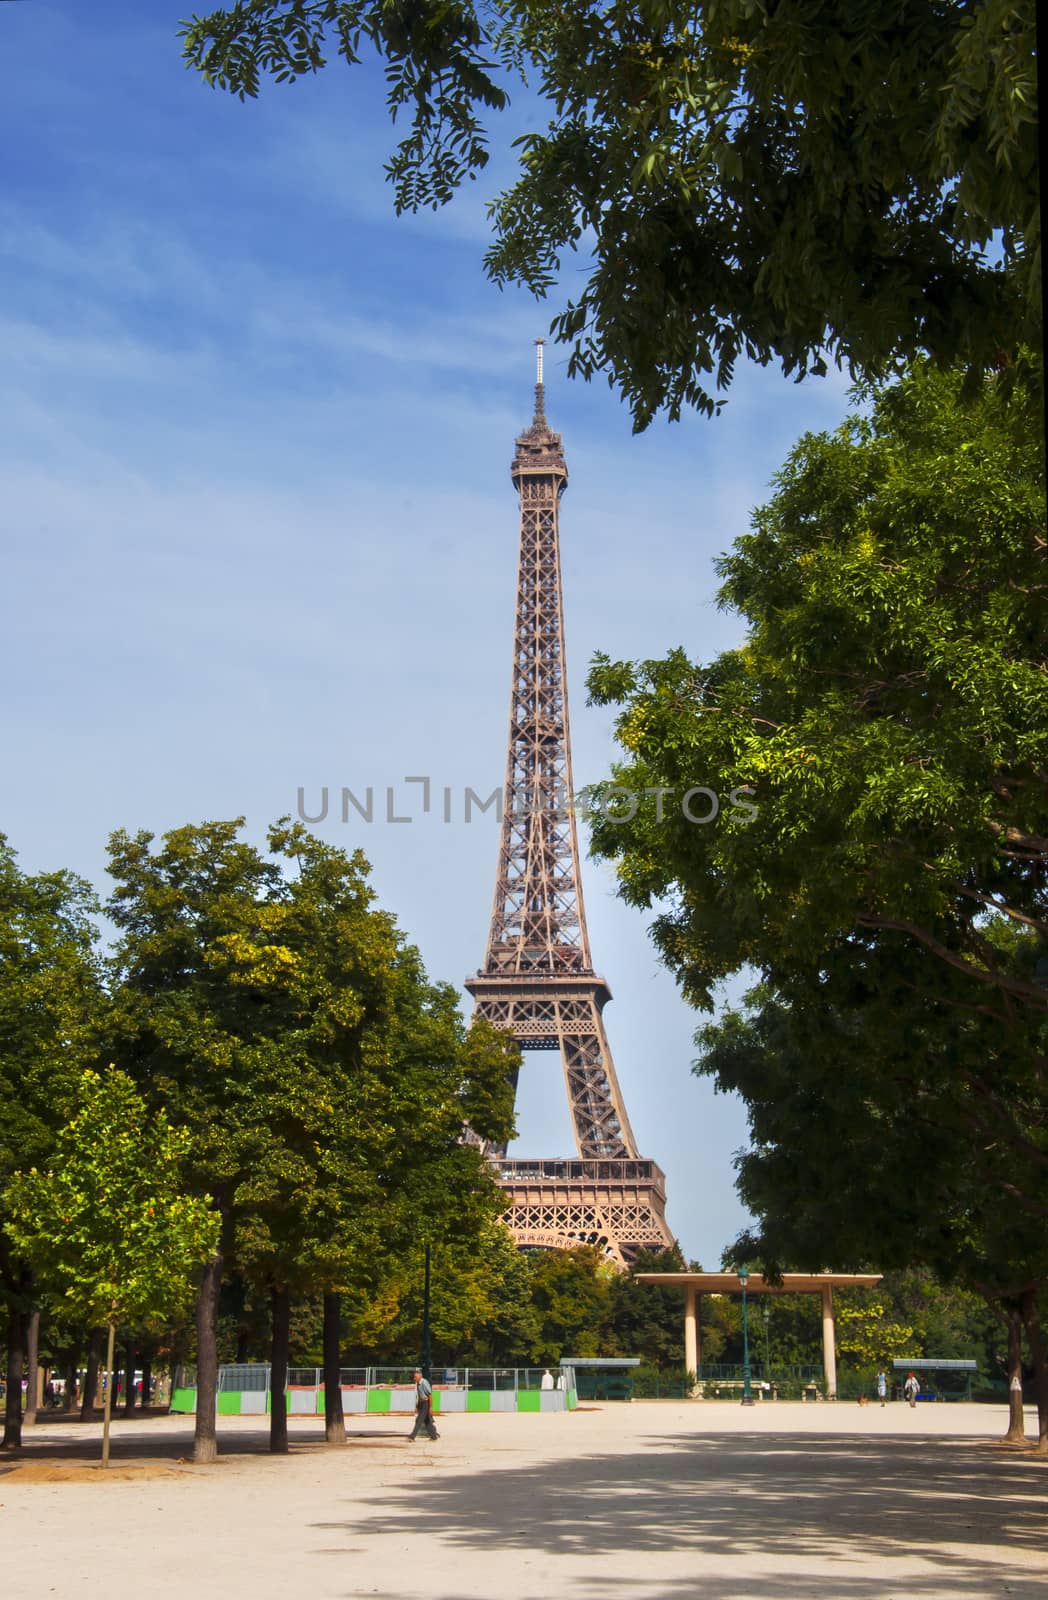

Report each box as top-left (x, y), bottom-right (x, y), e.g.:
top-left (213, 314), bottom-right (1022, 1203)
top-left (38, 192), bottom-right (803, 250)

top-left (821, 1284), bottom-right (837, 1399)
top-left (684, 1285), bottom-right (699, 1386)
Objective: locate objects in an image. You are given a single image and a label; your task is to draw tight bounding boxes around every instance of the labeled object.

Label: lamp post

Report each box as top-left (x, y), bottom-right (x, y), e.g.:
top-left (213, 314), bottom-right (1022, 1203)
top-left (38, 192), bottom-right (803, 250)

top-left (738, 1264), bottom-right (755, 1406)
top-left (420, 1240), bottom-right (432, 1382)
top-left (762, 1302), bottom-right (771, 1387)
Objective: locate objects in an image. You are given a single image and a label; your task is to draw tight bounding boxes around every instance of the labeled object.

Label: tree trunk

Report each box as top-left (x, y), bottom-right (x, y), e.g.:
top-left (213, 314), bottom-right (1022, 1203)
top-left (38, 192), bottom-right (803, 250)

top-left (1020, 1288), bottom-right (1048, 1454)
top-left (63, 1343), bottom-right (80, 1413)
top-left (23, 1310), bottom-right (40, 1427)
top-left (269, 1286), bottom-right (290, 1455)
top-left (81, 1327), bottom-right (104, 1418)
top-left (1, 1306), bottom-right (27, 1449)
top-left (193, 1241), bottom-right (225, 1465)
top-left (101, 1320), bottom-right (116, 1469)
top-left (124, 1345), bottom-right (136, 1413)
top-left (1003, 1302), bottom-right (1026, 1443)
top-left (323, 1292), bottom-right (346, 1444)
top-left (140, 1355), bottom-right (153, 1409)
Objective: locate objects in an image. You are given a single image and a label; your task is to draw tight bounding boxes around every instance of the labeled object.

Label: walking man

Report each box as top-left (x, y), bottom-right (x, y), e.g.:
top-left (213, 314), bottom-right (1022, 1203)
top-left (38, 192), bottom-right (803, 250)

top-left (903, 1372), bottom-right (919, 1408)
top-left (876, 1369), bottom-right (888, 1407)
top-left (408, 1369), bottom-right (439, 1441)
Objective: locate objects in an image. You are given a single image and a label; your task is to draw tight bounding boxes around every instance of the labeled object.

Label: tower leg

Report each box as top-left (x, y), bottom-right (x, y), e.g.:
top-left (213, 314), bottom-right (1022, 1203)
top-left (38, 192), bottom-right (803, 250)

top-left (558, 996), bottom-right (637, 1159)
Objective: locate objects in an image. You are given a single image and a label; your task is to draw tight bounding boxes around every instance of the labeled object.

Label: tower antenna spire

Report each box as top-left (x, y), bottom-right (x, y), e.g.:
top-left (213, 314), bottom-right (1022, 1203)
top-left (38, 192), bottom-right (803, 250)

top-left (533, 337), bottom-right (546, 423)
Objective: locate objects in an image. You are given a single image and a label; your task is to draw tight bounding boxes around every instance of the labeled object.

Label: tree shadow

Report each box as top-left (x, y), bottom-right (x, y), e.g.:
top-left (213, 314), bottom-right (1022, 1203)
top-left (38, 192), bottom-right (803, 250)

top-left (312, 1429), bottom-right (1047, 1596)
top-left (4, 1415), bottom-right (406, 1463)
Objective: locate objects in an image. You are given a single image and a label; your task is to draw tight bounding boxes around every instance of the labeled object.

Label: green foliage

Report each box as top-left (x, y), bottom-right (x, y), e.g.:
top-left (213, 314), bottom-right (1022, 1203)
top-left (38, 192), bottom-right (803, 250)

top-left (338, 1233), bottom-right (698, 1369)
top-left (886, 1268), bottom-right (1000, 1365)
top-left (835, 1300), bottom-right (915, 1369)
top-left (882, 1267), bottom-right (1003, 1383)
top-left (103, 816), bottom-right (517, 1348)
top-left (0, 836), bottom-right (101, 1178)
top-left (585, 358), bottom-right (1047, 1317)
top-left (0, 835), bottom-right (102, 1311)
top-left (342, 1222), bottom-right (542, 1364)
top-left (527, 1245), bottom-right (615, 1360)
top-left (182, 2), bottom-right (1038, 426)
top-left (713, 1290), bottom-right (811, 1370)
top-left (601, 1245), bottom-right (690, 1365)
top-left (4, 1069), bottom-right (218, 1329)
top-left (699, 944), bottom-right (1048, 1297)
top-left (487, 0), bottom-right (1039, 425)
top-left (586, 363), bottom-right (1046, 1022)
top-left (180, 0), bottom-right (508, 208)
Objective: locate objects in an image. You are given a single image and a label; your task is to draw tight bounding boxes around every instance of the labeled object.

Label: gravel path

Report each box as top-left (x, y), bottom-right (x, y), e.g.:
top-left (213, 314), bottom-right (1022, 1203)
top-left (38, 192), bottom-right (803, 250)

top-left (1, 1402), bottom-right (1044, 1599)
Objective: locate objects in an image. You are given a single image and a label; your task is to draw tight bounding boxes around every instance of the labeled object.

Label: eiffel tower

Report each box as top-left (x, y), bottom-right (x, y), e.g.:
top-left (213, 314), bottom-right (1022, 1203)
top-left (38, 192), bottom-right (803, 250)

top-left (465, 344), bottom-right (674, 1267)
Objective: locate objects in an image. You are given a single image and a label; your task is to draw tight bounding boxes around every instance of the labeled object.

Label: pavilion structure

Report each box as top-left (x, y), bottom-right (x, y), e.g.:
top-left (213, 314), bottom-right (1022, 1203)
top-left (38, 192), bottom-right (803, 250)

top-left (635, 1271), bottom-right (883, 1398)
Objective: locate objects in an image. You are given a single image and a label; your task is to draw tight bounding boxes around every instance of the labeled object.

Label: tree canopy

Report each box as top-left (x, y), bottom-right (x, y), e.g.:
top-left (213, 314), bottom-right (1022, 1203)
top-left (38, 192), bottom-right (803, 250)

top-left (181, 0), bottom-right (1039, 426)
top-left (102, 815), bottom-right (517, 1456)
top-left (4, 1067), bottom-right (219, 1464)
top-left (586, 362), bottom-right (1046, 1020)
top-left (585, 359), bottom-right (1048, 1438)
top-left (4, 1068), bottom-right (218, 1335)
top-left (697, 952), bottom-right (1048, 1285)
top-left (0, 835), bottom-right (102, 1448)
top-left (694, 945), bottom-right (1048, 1441)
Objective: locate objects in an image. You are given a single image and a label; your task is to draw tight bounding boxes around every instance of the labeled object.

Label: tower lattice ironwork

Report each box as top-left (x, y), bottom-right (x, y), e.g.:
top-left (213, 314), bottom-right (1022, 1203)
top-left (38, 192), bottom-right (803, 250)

top-left (465, 344), bottom-right (673, 1266)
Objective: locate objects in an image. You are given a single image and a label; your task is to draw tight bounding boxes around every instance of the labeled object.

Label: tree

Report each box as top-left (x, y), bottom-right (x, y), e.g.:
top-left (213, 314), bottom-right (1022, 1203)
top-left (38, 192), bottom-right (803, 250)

top-left (103, 818), bottom-right (288, 1464)
top-left (4, 1069), bottom-right (218, 1465)
top-left (583, 361), bottom-right (1046, 1439)
top-left (104, 817), bottom-right (517, 1457)
top-left (181, 1), bottom-right (1039, 427)
top-left (834, 1299), bottom-right (915, 1371)
top-left (585, 361), bottom-right (1046, 1027)
top-left (604, 1245), bottom-right (689, 1368)
top-left (350, 1222), bottom-right (542, 1367)
top-left (229, 822), bottom-right (517, 1448)
top-left (0, 835), bottom-right (101, 1449)
top-left (693, 951), bottom-right (1048, 1444)
top-left (527, 1246), bottom-right (616, 1360)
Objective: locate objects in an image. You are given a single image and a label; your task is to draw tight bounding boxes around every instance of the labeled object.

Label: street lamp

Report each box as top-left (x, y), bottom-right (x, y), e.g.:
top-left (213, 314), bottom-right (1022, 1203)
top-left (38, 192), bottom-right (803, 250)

top-left (762, 1301), bottom-right (771, 1387)
top-left (738, 1264), bottom-right (755, 1406)
top-left (420, 1240), bottom-right (432, 1382)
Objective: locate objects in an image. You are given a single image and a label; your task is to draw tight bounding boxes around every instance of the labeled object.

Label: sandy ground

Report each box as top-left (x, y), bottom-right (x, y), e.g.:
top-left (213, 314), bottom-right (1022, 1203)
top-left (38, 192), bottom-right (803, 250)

top-left (1, 1402), bottom-right (1045, 1600)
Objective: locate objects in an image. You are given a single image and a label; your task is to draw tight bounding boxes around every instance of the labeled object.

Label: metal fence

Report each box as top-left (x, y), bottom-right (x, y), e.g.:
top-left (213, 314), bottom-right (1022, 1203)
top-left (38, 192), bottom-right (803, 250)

top-left (697, 1364), bottom-right (823, 1381)
top-left (175, 1364), bottom-right (572, 1394)
top-left (627, 1365), bottom-right (827, 1399)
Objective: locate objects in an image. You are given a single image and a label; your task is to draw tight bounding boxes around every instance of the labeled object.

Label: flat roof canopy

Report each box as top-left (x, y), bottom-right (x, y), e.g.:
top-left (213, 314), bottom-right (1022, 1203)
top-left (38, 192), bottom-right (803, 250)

top-left (635, 1272), bottom-right (882, 1293)
top-left (892, 1359), bottom-right (977, 1371)
top-left (560, 1358), bottom-right (640, 1369)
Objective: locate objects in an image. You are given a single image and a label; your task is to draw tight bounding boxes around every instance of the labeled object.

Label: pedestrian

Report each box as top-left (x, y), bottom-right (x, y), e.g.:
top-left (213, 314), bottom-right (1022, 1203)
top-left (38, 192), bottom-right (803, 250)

top-left (903, 1372), bottom-right (919, 1408)
top-left (876, 1369), bottom-right (888, 1406)
top-left (408, 1368), bottom-right (439, 1442)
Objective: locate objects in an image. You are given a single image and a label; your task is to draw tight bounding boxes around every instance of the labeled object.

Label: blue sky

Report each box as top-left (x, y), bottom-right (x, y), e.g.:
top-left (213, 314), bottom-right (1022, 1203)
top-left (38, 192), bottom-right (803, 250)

top-left (1, 2), bottom-right (858, 1267)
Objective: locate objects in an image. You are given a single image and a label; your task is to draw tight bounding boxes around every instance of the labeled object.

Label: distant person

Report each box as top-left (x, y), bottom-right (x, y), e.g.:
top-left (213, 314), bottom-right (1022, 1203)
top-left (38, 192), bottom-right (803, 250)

top-left (876, 1370), bottom-right (888, 1407)
top-left (408, 1369), bottom-right (439, 1442)
top-left (903, 1372), bottom-right (919, 1408)
top-left (540, 1369), bottom-right (554, 1391)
